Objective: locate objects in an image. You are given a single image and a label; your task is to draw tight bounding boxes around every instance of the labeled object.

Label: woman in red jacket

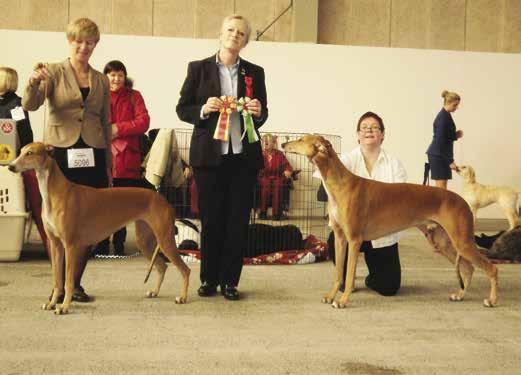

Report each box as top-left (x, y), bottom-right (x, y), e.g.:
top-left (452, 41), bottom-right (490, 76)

top-left (102, 60), bottom-right (150, 255)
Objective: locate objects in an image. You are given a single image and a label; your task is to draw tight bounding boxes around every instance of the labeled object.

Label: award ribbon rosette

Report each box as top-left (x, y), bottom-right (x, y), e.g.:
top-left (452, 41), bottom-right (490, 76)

top-left (237, 97), bottom-right (259, 143)
top-left (213, 95), bottom-right (237, 141)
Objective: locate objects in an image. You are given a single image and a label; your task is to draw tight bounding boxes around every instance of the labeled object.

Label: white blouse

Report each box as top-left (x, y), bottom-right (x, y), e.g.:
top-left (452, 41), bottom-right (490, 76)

top-left (315, 146), bottom-right (407, 248)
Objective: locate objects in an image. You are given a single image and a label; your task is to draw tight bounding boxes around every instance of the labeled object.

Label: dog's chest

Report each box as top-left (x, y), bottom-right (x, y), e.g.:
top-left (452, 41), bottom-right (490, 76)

top-left (36, 171), bottom-right (59, 235)
top-left (326, 191), bottom-right (340, 225)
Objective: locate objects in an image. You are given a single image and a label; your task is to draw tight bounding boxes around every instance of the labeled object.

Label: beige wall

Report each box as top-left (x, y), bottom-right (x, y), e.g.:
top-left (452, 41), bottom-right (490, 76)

top-left (0, 0), bottom-right (519, 53)
top-left (3, 29), bottom-right (520, 219)
top-left (318, 0), bottom-right (521, 53)
top-left (0, 0), bottom-right (295, 42)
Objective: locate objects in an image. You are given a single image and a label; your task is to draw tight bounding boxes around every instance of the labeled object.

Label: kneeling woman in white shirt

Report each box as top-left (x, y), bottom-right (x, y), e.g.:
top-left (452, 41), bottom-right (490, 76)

top-left (325, 111), bottom-right (407, 296)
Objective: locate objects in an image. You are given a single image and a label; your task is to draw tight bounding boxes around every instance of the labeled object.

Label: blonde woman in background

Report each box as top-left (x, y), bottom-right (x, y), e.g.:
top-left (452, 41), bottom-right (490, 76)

top-left (0, 67), bottom-right (49, 258)
top-left (22, 18), bottom-right (111, 303)
top-left (0, 67), bottom-right (33, 150)
top-left (426, 90), bottom-right (463, 189)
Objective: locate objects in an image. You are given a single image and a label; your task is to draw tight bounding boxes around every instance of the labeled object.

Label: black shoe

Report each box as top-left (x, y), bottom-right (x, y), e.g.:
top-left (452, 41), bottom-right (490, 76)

top-left (197, 282), bottom-right (217, 297)
top-left (114, 244), bottom-right (125, 256)
top-left (221, 284), bottom-right (240, 301)
top-left (94, 245), bottom-right (109, 256)
top-left (258, 212), bottom-right (267, 220)
top-left (365, 275), bottom-right (374, 290)
top-left (72, 285), bottom-right (91, 303)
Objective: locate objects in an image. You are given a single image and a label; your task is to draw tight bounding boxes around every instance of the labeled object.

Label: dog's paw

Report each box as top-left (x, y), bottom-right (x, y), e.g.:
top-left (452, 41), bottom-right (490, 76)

top-left (42, 302), bottom-right (55, 310)
top-left (145, 290), bottom-right (158, 298)
top-left (175, 296), bottom-right (187, 304)
top-left (54, 305), bottom-right (70, 315)
top-left (449, 293), bottom-right (463, 302)
top-left (483, 299), bottom-right (495, 308)
top-left (331, 300), bottom-right (346, 309)
top-left (322, 296), bottom-right (333, 304)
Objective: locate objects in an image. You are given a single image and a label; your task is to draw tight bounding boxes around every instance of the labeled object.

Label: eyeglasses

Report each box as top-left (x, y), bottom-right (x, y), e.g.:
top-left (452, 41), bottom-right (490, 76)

top-left (359, 126), bottom-right (382, 132)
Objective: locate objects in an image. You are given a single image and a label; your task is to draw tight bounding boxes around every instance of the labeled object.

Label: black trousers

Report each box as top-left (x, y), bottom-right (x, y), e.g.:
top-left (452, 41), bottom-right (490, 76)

top-left (110, 178), bottom-right (149, 250)
top-left (328, 232), bottom-right (401, 296)
top-left (193, 154), bottom-right (257, 287)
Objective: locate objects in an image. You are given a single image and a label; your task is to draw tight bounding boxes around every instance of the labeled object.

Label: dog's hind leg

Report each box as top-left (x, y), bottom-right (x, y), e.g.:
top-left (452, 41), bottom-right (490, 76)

top-left (449, 255), bottom-right (467, 302)
top-left (333, 236), bottom-right (362, 309)
top-left (419, 224), bottom-right (475, 298)
top-left (451, 235), bottom-right (498, 307)
top-left (323, 225), bottom-right (347, 304)
top-left (503, 207), bottom-right (520, 230)
top-left (136, 221), bottom-right (167, 298)
top-left (146, 216), bottom-right (191, 304)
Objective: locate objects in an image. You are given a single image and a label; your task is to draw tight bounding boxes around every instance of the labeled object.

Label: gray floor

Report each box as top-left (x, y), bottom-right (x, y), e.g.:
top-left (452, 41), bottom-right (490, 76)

top-left (1, 228), bottom-right (520, 375)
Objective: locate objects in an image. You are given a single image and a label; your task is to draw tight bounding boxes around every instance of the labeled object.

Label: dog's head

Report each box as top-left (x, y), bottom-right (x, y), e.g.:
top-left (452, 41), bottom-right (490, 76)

top-left (456, 165), bottom-right (476, 183)
top-left (281, 135), bottom-right (333, 163)
top-left (8, 142), bottom-right (54, 173)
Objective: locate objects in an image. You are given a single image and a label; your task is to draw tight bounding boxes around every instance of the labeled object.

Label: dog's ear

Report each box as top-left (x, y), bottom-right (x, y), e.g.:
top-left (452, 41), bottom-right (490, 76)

top-left (45, 145), bottom-right (55, 158)
top-left (315, 137), bottom-right (332, 155)
top-left (315, 141), bottom-right (328, 155)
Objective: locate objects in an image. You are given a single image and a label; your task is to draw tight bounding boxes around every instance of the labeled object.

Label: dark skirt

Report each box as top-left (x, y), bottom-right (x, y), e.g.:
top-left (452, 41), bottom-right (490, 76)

top-left (53, 137), bottom-right (108, 188)
top-left (428, 154), bottom-right (452, 180)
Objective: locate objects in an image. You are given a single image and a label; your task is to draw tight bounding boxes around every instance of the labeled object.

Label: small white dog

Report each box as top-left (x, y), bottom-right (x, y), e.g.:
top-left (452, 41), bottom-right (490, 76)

top-left (457, 165), bottom-right (521, 229)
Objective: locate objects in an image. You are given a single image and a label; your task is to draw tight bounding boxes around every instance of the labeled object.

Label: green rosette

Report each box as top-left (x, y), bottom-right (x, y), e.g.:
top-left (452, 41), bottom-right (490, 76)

top-left (237, 97), bottom-right (259, 143)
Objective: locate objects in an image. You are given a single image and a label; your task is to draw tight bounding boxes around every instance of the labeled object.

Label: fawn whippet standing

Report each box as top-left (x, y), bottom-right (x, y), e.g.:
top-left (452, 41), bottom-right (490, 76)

top-left (8, 142), bottom-right (190, 314)
top-left (282, 135), bottom-right (498, 309)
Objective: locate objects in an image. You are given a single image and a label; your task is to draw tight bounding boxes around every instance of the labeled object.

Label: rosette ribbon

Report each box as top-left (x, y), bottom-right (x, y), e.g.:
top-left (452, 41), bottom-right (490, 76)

top-left (213, 95), bottom-right (237, 141)
top-left (237, 97), bottom-right (259, 143)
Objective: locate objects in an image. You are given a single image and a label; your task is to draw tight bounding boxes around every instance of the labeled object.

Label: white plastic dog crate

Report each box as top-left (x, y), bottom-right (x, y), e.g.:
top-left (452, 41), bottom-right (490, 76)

top-left (0, 166), bottom-right (29, 261)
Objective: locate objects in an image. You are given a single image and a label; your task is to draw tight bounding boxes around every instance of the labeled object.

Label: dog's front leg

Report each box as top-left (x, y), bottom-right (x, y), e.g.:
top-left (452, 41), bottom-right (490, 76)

top-left (42, 235), bottom-right (63, 311)
top-left (55, 244), bottom-right (79, 315)
top-left (323, 226), bottom-right (347, 304)
top-left (333, 238), bottom-right (361, 309)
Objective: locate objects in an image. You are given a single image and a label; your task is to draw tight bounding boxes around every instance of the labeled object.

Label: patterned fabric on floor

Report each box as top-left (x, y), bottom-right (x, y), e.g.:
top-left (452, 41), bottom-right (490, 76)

top-left (179, 235), bottom-right (328, 265)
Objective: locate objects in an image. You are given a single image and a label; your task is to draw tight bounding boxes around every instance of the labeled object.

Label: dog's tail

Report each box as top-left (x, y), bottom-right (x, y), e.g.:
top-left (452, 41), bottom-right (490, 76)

top-left (455, 254), bottom-right (464, 290)
top-left (144, 245), bottom-right (161, 284)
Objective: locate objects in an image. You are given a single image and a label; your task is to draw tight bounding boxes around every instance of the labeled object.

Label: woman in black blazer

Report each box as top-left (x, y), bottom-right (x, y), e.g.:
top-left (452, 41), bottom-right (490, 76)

top-left (176, 14), bottom-right (268, 300)
top-left (426, 90), bottom-right (463, 189)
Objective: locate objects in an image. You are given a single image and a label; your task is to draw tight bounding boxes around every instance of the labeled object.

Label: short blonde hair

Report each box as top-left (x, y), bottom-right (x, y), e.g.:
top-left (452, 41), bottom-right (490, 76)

top-left (221, 14), bottom-right (252, 44)
top-left (441, 90), bottom-right (460, 105)
top-left (66, 17), bottom-right (100, 42)
top-left (0, 67), bottom-right (18, 94)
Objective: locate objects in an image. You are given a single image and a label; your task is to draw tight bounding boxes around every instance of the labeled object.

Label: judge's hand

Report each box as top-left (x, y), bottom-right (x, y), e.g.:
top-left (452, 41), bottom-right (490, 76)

top-left (202, 97), bottom-right (223, 116)
top-left (247, 99), bottom-right (262, 118)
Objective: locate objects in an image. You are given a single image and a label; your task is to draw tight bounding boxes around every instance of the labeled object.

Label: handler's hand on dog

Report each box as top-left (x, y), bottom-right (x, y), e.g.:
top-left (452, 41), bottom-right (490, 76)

top-left (449, 162), bottom-right (459, 171)
top-left (456, 130), bottom-right (464, 139)
top-left (202, 97), bottom-right (223, 116)
top-left (248, 99), bottom-right (262, 118)
top-left (30, 63), bottom-right (50, 86)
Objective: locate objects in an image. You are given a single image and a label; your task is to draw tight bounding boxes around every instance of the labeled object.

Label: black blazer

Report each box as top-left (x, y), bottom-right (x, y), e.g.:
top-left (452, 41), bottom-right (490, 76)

top-left (426, 108), bottom-right (457, 163)
top-left (0, 91), bottom-right (33, 153)
top-left (176, 55), bottom-right (268, 169)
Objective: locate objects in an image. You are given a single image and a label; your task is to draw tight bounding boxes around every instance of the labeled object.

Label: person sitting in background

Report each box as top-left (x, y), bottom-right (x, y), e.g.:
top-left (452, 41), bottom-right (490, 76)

top-left (0, 67), bottom-right (47, 255)
top-left (258, 133), bottom-right (293, 220)
top-left (320, 112), bottom-right (407, 296)
top-left (102, 60), bottom-right (150, 256)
